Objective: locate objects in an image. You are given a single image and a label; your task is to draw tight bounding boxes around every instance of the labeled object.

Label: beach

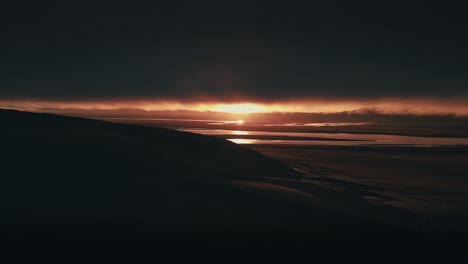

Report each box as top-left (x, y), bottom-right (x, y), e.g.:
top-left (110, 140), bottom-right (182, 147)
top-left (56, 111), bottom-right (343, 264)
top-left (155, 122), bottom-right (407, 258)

top-left (249, 144), bottom-right (468, 233)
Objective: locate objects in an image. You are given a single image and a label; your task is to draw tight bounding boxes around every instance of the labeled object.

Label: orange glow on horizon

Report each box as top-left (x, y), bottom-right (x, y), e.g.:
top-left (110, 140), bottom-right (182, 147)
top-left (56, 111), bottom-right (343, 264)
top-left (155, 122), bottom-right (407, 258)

top-left (1, 98), bottom-right (468, 116)
top-left (212, 103), bottom-right (265, 114)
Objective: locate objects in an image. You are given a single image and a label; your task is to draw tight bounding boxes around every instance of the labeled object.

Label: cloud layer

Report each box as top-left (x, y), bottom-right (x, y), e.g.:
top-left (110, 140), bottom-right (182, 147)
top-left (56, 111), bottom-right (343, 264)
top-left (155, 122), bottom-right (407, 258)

top-left (1, 1), bottom-right (467, 103)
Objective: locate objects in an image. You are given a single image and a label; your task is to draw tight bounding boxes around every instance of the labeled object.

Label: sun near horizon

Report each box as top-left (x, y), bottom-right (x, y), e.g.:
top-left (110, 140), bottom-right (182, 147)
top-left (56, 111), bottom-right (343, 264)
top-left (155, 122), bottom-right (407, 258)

top-left (3, 99), bottom-right (468, 117)
top-left (212, 103), bottom-right (266, 114)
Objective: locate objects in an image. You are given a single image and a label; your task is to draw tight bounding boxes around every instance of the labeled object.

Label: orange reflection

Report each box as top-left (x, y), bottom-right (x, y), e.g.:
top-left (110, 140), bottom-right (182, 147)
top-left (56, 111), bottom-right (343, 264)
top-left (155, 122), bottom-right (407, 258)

top-left (223, 120), bottom-right (244, 125)
top-left (228, 138), bottom-right (256, 144)
top-left (231, 130), bottom-right (249, 135)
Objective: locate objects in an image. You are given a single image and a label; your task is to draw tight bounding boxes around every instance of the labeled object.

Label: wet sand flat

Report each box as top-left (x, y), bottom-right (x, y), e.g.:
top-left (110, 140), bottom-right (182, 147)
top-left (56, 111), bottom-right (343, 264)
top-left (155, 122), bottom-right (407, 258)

top-left (248, 144), bottom-right (468, 230)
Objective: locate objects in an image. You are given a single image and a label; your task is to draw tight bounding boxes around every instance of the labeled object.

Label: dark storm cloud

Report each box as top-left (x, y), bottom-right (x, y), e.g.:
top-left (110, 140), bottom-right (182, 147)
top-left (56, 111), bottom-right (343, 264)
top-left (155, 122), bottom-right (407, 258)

top-left (1, 1), bottom-right (467, 101)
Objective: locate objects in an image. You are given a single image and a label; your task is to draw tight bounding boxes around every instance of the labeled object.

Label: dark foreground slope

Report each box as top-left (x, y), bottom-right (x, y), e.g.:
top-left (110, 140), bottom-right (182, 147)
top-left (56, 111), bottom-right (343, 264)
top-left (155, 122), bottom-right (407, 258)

top-left (0, 110), bottom-right (465, 259)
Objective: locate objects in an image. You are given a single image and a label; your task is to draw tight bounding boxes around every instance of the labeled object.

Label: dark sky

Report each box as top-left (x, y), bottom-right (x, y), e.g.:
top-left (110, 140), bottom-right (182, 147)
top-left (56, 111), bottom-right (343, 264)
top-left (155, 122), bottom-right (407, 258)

top-left (1, 0), bottom-right (467, 102)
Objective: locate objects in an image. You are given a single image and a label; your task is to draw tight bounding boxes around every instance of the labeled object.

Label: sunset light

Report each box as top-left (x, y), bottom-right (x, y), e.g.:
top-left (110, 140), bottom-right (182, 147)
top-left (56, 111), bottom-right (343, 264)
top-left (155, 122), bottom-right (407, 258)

top-left (231, 130), bottom-right (248, 135)
top-left (212, 104), bottom-right (266, 114)
top-left (3, 99), bottom-right (468, 116)
top-left (3, 0), bottom-right (468, 253)
top-left (224, 119), bottom-right (245, 125)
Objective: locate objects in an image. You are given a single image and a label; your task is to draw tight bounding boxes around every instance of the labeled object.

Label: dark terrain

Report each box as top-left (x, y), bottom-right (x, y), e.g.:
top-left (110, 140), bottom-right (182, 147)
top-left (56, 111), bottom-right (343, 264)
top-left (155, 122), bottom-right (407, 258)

top-left (0, 109), bottom-right (466, 260)
top-left (250, 145), bottom-right (468, 232)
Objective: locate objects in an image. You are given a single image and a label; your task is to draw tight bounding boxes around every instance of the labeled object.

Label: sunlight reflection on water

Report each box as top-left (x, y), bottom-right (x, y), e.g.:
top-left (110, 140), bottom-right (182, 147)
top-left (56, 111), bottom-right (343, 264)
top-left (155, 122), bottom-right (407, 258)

top-left (228, 138), bottom-right (257, 144)
top-left (183, 129), bottom-right (468, 146)
top-left (231, 130), bottom-right (249, 135)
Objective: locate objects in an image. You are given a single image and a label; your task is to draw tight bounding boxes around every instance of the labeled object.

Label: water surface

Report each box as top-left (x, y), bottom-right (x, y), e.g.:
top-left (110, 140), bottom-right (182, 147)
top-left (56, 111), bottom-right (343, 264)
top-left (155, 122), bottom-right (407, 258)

top-left (180, 128), bottom-right (468, 146)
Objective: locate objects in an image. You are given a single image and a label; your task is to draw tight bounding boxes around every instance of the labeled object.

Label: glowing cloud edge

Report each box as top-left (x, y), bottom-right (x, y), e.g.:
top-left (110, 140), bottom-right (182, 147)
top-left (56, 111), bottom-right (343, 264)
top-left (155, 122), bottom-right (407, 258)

top-left (1, 98), bottom-right (468, 116)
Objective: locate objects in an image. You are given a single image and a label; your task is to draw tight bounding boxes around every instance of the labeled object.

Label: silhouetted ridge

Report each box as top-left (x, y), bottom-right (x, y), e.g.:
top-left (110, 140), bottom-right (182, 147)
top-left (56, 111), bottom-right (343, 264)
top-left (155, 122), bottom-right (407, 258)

top-left (1, 109), bottom-right (297, 180)
top-left (1, 109), bottom-right (463, 259)
top-left (2, 109), bottom-right (323, 246)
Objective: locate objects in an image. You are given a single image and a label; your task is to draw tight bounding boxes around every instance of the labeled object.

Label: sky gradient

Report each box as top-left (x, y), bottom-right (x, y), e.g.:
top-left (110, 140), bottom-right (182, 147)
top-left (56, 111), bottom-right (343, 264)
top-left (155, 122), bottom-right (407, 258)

top-left (1, 1), bottom-right (467, 114)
